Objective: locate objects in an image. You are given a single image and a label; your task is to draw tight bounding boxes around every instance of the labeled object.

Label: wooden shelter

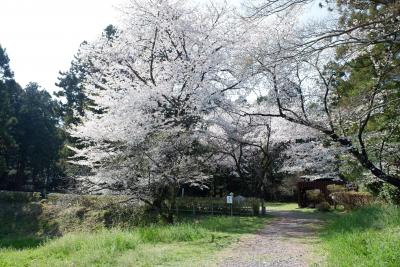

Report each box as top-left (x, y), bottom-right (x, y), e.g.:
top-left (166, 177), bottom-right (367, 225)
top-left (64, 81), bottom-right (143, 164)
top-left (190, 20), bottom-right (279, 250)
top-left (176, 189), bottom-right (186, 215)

top-left (297, 177), bottom-right (345, 208)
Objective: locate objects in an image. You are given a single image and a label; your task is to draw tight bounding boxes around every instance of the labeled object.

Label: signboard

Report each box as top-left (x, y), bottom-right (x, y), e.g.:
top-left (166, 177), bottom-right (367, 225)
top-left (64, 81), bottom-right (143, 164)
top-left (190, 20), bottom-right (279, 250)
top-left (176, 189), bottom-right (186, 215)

top-left (226, 195), bottom-right (233, 204)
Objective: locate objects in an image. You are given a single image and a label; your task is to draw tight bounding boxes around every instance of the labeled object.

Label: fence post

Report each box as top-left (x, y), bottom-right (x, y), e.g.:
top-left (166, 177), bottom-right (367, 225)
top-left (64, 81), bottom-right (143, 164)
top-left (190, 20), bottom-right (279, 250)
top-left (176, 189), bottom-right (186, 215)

top-left (192, 203), bottom-right (195, 216)
top-left (211, 203), bottom-right (214, 215)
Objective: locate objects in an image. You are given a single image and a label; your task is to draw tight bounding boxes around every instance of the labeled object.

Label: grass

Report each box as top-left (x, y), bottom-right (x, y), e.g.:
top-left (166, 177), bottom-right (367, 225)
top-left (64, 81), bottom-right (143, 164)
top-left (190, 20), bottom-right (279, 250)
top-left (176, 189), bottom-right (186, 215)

top-left (0, 215), bottom-right (271, 267)
top-left (265, 202), bottom-right (316, 212)
top-left (320, 204), bottom-right (400, 267)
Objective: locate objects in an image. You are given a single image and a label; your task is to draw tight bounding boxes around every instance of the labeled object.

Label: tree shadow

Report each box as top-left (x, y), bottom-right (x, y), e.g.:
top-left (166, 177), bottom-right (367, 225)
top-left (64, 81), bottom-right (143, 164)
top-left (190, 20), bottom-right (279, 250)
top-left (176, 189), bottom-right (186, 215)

top-left (0, 236), bottom-right (47, 249)
top-left (0, 202), bottom-right (59, 249)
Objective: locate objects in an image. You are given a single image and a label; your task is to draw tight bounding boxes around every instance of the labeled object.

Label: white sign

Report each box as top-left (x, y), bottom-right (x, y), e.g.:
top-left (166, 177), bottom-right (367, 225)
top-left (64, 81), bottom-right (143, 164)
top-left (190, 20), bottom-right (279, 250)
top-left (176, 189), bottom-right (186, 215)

top-left (226, 195), bottom-right (233, 204)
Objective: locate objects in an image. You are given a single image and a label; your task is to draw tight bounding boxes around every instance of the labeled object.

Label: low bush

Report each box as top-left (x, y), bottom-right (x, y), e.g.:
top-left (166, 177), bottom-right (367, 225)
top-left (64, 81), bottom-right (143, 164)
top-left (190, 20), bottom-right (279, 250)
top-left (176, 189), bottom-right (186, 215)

top-left (316, 201), bottom-right (331, 212)
top-left (330, 191), bottom-right (373, 210)
top-left (377, 183), bottom-right (400, 205)
top-left (306, 189), bottom-right (324, 206)
top-left (326, 184), bottom-right (346, 194)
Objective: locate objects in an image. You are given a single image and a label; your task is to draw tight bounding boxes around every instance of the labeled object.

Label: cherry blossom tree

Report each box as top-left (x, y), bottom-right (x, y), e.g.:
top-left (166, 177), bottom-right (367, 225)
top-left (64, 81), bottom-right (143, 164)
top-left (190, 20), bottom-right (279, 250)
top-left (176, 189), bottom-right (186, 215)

top-left (67, 0), bottom-right (249, 221)
top-left (240, 0), bottom-right (400, 188)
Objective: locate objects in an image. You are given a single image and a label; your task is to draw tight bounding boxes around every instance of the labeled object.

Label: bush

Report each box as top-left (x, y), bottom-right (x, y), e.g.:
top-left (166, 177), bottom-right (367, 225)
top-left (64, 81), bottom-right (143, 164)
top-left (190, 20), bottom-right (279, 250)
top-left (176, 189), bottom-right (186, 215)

top-left (330, 191), bottom-right (373, 210)
top-left (306, 189), bottom-right (324, 206)
top-left (316, 201), bottom-right (331, 212)
top-left (326, 184), bottom-right (346, 194)
top-left (377, 183), bottom-right (400, 205)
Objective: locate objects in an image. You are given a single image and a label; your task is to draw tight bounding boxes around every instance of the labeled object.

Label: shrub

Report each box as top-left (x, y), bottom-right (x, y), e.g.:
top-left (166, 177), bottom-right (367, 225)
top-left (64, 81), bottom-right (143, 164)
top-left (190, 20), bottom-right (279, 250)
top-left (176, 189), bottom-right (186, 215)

top-left (316, 201), bottom-right (331, 212)
top-left (330, 191), bottom-right (373, 210)
top-left (326, 184), bottom-right (346, 194)
top-left (306, 189), bottom-right (324, 206)
top-left (377, 183), bottom-right (400, 205)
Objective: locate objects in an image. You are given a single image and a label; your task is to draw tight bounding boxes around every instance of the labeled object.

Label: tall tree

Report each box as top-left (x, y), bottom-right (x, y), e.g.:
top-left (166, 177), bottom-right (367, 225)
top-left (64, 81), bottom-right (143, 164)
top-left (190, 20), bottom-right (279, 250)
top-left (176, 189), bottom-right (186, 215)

top-left (0, 44), bottom-right (64, 191)
top-left (0, 45), bottom-right (21, 187)
top-left (67, 0), bottom-right (245, 221)
top-left (55, 46), bottom-right (89, 126)
top-left (11, 83), bottom-right (64, 190)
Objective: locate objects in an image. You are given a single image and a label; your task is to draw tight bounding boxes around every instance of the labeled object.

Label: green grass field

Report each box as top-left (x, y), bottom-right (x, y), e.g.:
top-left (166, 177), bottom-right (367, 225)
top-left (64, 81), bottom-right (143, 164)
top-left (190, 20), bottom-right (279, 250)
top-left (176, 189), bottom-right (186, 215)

top-left (0, 216), bottom-right (270, 267)
top-left (321, 204), bottom-right (400, 267)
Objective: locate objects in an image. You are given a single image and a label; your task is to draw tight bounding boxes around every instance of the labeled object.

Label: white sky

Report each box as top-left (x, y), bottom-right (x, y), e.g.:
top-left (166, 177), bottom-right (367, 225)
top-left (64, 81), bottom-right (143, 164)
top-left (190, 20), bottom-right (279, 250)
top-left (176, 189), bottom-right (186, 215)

top-left (0, 0), bottom-right (125, 93)
top-left (0, 0), bottom-right (325, 94)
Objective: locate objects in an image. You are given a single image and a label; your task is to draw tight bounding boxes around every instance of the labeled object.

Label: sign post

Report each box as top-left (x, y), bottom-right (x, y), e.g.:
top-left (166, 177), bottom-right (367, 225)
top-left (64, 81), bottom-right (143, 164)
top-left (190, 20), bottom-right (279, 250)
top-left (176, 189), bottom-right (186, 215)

top-left (226, 192), bottom-right (233, 216)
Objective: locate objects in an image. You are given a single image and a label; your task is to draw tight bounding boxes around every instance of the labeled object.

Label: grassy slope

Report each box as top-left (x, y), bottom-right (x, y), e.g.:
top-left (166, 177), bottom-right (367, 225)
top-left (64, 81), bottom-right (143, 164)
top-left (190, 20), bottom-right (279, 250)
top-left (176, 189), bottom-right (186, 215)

top-left (321, 205), bottom-right (400, 267)
top-left (0, 216), bottom-right (270, 267)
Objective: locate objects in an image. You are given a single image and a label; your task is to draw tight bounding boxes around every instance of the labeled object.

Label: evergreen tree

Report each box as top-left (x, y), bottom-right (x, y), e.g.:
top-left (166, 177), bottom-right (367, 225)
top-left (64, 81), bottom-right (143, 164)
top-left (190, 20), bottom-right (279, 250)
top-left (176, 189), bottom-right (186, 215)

top-left (11, 83), bottom-right (64, 190)
top-left (0, 44), bottom-right (65, 191)
top-left (55, 47), bottom-right (88, 126)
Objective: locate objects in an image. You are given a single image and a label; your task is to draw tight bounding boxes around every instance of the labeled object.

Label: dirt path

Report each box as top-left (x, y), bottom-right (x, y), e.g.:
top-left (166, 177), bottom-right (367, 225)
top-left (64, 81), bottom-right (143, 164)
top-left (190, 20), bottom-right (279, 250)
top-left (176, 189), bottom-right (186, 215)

top-left (217, 211), bottom-right (324, 267)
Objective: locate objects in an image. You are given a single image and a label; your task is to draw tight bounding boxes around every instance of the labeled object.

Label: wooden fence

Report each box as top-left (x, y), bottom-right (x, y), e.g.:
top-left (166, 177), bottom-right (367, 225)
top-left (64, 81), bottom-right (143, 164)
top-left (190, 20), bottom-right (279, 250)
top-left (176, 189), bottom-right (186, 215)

top-left (174, 197), bottom-right (262, 216)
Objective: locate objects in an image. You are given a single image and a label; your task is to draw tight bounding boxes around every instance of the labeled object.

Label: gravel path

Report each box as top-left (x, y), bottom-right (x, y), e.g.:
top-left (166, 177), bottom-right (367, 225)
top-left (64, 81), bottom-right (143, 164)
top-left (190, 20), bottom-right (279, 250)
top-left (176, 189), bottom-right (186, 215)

top-left (217, 211), bottom-right (324, 267)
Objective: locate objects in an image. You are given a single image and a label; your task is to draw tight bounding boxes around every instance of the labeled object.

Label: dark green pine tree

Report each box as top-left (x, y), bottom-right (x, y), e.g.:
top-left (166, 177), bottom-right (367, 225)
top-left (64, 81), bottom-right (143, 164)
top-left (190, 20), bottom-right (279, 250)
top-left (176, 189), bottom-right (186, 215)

top-left (55, 47), bottom-right (89, 126)
top-left (55, 25), bottom-right (118, 126)
top-left (1, 44), bottom-right (65, 191)
top-left (0, 45), bottom-right (21, 185)
top-left (11, 83), bottom-right (64, 190)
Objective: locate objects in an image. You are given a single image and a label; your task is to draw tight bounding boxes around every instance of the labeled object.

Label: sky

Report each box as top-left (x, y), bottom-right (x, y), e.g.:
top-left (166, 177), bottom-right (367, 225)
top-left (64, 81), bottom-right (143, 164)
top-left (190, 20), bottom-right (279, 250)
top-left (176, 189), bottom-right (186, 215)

top-left (0, 0), bottom-right (125, 93)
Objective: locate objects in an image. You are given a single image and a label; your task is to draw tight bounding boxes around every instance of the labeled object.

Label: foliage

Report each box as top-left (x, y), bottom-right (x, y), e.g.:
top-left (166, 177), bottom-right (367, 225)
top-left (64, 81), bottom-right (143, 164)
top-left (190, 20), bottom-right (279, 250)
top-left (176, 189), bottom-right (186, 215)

top-left (321, 204), bottom-right (400, 267)
top-left (0, 46), bottom-right (64, 191)
top-left (326, 184), bottom-right (346, 194)
top-left (54, 46), bottom-right (89, 126)
top-left (0, 45), bottom-right (13, 80)
top-left (330, 191), bottom-right (373, 210)
top-left (377, 183), bottom-right (400, 205)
